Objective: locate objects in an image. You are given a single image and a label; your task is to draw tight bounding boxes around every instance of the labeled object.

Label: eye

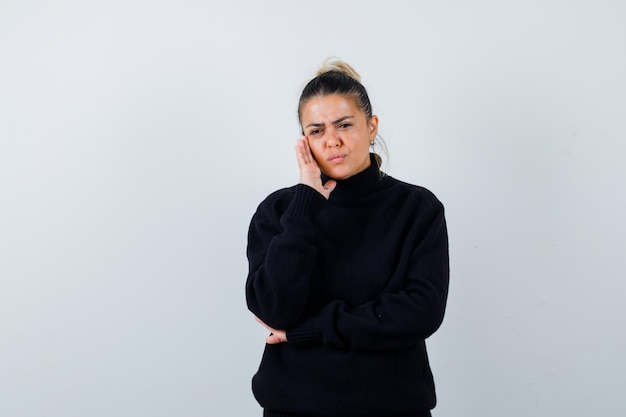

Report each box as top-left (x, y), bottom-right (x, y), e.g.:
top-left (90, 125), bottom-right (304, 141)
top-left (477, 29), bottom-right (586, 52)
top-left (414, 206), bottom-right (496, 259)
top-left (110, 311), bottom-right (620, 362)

top-left (338, 123), bottom-right (352, 129)
top-left (309, 129), bottom-right (322, 136)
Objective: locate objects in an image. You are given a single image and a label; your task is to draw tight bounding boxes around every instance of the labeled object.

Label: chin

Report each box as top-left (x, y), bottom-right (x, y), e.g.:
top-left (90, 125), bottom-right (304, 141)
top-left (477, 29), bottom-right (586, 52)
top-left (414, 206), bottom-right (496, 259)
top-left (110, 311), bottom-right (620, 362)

top-left (323, 167), bottom-right (353, 180)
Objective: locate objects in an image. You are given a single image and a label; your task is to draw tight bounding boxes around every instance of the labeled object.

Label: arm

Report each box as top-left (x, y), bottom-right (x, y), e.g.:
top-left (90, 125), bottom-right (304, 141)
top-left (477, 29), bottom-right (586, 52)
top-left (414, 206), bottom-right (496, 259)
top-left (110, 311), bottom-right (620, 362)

top-left (246, 138), bottom-right (337, 329)
top-left (245, 184), bottom-right (325, 329)
top-left (286, 199), bottom-right (449, 351)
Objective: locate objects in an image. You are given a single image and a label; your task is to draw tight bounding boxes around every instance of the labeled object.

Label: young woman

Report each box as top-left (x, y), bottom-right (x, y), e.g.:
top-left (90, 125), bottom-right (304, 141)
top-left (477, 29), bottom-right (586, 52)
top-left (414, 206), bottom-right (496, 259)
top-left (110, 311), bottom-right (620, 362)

top-left (246, 59), bottom-right (449, 417)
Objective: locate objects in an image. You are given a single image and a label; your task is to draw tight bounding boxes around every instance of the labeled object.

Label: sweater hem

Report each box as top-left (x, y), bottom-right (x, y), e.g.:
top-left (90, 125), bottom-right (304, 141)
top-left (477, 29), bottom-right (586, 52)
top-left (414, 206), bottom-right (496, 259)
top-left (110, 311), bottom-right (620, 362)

top-left (263, 410), bottom-right (432, 417)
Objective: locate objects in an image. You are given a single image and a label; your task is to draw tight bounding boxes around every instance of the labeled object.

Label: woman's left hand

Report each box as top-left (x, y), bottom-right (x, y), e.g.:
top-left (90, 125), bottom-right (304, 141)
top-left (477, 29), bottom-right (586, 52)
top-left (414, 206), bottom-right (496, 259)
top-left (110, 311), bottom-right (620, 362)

top-left (255, 316), bottom-right (288, 344)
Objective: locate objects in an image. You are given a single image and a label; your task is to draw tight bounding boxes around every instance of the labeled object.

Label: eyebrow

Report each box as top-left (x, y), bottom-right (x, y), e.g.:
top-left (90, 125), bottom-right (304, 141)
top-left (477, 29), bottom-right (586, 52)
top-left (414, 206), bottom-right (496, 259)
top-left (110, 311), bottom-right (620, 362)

top-left (305, 116), bottom-right (354, 129)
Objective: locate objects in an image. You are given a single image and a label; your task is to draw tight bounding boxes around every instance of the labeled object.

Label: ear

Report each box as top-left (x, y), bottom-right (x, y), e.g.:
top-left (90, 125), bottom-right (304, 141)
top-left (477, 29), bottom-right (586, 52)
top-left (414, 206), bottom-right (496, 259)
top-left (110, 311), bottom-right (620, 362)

top-left (368, 115), bottom-right (379, 140)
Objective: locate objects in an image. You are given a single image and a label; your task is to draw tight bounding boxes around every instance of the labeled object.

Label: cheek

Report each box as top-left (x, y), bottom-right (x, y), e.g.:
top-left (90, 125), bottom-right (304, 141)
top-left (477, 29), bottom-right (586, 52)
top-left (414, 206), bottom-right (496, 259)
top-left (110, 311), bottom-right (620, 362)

top-left (307, 136), bottom-right (322, 148)
top-left (306, 139), bottom-right (325, 158)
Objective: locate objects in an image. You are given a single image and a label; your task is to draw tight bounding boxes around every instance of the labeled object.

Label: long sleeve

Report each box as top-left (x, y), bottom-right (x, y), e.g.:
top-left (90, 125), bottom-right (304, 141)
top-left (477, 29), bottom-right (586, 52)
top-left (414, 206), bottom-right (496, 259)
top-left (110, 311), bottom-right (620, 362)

top-left (287, 197), bottom-right (449, 351)
top-left (246, 184), bottom-right (327, 329)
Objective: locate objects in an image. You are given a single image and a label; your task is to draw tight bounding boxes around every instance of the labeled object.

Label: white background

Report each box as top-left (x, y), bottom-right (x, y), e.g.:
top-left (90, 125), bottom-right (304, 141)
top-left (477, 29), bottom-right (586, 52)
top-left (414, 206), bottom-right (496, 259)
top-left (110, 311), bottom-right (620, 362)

top-left (1, 1), bottom-right (625, 416)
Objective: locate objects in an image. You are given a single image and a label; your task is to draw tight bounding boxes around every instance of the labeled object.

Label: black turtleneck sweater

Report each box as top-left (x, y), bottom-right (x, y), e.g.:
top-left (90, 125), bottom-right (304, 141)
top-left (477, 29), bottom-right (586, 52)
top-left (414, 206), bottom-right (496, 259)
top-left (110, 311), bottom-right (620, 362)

top-left (246, 154), bottom-right (449, 417)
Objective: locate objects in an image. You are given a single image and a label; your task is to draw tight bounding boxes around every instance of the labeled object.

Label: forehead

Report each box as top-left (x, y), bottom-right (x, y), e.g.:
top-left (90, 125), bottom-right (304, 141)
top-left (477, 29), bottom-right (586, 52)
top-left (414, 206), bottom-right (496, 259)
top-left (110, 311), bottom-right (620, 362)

top-left (301, 94), bottom-right (362, 123)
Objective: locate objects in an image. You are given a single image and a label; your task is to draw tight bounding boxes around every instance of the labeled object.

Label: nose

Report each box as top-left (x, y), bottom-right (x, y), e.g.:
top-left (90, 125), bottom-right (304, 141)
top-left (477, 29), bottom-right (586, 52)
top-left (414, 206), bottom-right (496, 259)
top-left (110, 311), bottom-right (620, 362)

top-left (326, 129), bottom-right (341, 147)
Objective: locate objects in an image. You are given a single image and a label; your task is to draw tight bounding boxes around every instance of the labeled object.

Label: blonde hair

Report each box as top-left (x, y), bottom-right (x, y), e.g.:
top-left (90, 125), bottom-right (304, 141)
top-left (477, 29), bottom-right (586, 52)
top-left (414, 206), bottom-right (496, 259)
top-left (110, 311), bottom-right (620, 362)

top-left (316, 57), bottom-right (362, 81)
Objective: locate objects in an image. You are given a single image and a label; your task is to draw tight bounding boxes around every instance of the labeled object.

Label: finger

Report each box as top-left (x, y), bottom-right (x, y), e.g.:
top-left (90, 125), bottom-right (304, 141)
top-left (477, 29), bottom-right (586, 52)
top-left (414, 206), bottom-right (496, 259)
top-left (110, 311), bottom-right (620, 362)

top-left (302, 136), bottom-right (311, 155)
top-left (266, 332), bottom-right (288, 344)
top-left (323, 179), bottom-right (337, 194)
top-left (301, 137), bottom-right (318, 164)
top-left (295, 139), bottom-right (311, 166)
top-left (303, 138), bottom-right (319, 166)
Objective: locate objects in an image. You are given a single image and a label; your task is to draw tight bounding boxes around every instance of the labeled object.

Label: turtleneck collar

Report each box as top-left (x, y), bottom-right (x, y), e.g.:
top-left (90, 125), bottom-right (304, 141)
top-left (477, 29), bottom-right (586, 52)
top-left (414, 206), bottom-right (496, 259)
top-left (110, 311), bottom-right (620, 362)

top-left (321, 153), bottom-right (387, 201)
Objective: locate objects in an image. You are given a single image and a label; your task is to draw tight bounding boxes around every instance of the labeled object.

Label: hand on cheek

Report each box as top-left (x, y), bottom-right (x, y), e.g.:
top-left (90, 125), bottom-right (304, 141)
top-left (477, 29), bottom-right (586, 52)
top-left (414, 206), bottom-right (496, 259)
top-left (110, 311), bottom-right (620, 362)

top-left (295, 137), bottom-right (336, 199)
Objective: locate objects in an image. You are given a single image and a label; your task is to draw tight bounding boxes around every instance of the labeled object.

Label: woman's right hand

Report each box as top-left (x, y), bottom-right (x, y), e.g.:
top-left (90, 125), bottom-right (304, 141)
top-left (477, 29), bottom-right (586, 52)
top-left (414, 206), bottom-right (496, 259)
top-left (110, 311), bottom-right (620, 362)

top-left (295, 137), bottom-right (336, 199)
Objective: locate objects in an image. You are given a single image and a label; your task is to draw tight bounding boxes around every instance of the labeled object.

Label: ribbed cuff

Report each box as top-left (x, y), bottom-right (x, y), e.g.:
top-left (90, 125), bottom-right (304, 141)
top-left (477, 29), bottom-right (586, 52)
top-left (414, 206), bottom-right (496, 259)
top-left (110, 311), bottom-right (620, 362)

top-left (281, 184), bottom-right (326, 228)
top-left (287, 319), bottom-right (321, 346)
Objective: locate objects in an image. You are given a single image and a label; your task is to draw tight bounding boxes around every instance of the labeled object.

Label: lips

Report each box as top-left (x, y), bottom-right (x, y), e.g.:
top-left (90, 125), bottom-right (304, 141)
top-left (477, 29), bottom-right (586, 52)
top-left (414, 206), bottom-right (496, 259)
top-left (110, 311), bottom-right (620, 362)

top-left (327, 154), bottom-right (346, 162)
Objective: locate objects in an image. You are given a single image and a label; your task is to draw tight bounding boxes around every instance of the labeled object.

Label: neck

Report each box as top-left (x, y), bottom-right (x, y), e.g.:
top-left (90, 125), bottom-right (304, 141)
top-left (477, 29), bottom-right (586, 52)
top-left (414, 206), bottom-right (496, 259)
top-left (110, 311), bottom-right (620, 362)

top-left (322, 153), bottom-right (385, 201)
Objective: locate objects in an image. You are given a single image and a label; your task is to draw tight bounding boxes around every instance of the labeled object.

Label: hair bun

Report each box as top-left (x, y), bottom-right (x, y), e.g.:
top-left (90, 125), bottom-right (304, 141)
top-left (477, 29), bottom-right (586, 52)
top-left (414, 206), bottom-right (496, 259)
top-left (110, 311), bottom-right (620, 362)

top-left (316, 57), bottom-right (362, 82)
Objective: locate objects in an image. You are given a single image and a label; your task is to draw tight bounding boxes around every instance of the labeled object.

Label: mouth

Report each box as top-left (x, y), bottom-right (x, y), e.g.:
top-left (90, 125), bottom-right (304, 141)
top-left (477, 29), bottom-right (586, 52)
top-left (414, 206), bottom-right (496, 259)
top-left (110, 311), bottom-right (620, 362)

top-left (327, 154), bottom-right (347, 163)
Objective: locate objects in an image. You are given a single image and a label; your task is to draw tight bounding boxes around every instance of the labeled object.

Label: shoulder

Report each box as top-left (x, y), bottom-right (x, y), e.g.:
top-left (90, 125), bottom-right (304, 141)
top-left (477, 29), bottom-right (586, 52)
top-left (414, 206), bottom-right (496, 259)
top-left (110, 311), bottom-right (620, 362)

top-left (382, 175), bottom-right (445, 211)
top-left (259, 185), bottom-right (298, 206)
top-left (253, 185), bottom-right (298, 217)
